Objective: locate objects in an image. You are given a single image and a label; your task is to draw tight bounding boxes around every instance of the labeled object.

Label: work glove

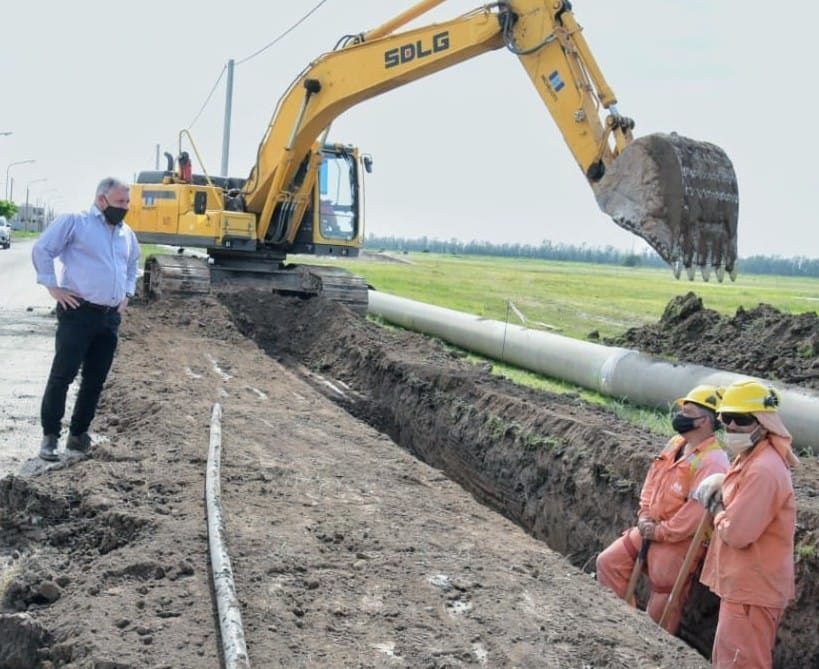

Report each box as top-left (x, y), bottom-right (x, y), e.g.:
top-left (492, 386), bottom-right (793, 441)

top-left (637, 517), bottom-right (656, 540)
top-left (692, 473), bottom-right (725, 514)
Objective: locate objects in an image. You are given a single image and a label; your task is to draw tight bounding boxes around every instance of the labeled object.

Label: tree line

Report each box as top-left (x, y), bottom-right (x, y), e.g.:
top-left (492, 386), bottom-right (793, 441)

top-left (363, 235), bottom-right (819, 278)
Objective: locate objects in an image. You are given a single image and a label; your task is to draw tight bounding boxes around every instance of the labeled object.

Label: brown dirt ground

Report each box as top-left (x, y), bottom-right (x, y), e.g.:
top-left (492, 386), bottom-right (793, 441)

top-left (1, 291), bottom-right (817, 669)
top-left (607, 292), bottom-right (819, 391)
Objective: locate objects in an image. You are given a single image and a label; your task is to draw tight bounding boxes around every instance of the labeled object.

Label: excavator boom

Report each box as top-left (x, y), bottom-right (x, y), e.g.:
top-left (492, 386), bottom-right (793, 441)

top-left (241, 0), bottom-right (738, 280)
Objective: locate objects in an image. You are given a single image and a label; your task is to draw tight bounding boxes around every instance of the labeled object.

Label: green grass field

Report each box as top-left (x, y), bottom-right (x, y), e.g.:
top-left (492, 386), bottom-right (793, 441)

top-left (305, 252), bottom-right (819, 340)
top-left (9, 230), bottom-right (39, 240)
top-left (139, 244), bottom-right (167, 259)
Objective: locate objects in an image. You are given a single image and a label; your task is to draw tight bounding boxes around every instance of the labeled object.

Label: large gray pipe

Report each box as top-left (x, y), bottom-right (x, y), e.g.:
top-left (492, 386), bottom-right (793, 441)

top-left (368, 291), bottom-right (818, 453)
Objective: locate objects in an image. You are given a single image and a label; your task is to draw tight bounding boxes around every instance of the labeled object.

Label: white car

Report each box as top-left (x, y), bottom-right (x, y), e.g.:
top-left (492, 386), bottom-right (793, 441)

top-left (0, 216), bottom-right (11, 249)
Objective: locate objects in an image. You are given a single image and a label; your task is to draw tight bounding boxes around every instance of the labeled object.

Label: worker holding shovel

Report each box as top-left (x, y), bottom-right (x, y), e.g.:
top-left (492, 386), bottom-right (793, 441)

top-left (596, 385), bottom-right (730, 634)
top-left (693, 380), bottom-right (797, 668)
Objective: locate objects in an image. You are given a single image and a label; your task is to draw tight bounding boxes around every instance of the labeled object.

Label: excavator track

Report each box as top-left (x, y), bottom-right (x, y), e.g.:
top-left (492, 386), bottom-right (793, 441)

top-left (143, 255), bottom-right (211, 298)
top-left (294, 265), bottom-right (369, 315)
top-left (143, 254), bottom-right (368, 315)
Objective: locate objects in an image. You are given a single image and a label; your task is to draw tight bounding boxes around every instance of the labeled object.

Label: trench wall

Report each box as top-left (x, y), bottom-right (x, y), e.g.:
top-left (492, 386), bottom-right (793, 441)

top-left (225, 293), bottom-right (819, 668)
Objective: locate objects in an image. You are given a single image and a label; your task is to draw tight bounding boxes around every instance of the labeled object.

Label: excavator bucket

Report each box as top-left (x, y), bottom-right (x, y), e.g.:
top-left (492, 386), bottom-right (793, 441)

top-left (593, 133), bottom-right (738, 281)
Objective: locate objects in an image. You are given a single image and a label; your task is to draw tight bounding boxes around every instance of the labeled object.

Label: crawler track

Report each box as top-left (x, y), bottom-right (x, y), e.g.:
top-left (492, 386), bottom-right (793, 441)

top-left (143, 254), bottom-right (368, 314)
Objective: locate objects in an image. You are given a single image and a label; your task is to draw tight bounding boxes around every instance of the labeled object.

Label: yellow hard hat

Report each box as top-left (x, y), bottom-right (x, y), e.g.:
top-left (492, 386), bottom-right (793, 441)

top-left (675, 384), bottom-right (723, 412)
top-left (719, 380), bottom-right (780, 414)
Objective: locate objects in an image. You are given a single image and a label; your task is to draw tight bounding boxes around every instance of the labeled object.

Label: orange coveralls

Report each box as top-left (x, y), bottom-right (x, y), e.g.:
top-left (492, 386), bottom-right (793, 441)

top-left (596, 435), bottom-right (729, 633)
top-left (700, 438), bottom-right (795, 669)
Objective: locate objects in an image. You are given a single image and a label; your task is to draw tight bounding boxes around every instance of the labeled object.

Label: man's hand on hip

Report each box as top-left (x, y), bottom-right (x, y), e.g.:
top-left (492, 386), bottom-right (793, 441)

top-left (48, 287), bottom-right (80, 309)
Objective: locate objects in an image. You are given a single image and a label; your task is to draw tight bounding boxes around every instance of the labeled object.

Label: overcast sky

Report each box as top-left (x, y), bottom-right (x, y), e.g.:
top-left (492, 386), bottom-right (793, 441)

top-left (2, 0), bottom-right (816, 257)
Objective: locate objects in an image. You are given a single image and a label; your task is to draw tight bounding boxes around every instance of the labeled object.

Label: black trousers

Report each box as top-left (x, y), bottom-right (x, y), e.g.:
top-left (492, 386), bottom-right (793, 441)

top-left (40, 303), bottom-right (121, 436)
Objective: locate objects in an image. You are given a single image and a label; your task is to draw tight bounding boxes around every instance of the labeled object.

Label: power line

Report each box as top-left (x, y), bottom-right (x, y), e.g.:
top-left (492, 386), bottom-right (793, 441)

top-left (156, 64), bottom-right (226, 166)
top-left (188, 64), bottom-right (227, 130)
top-left (236, 0), bottom-right (332, 66)
top-left (163, 63), bottom-right (228, 160)
top-left (187, 1), bottom-right (331, 132)
top-left (161, 0), bottom-right (331, 167)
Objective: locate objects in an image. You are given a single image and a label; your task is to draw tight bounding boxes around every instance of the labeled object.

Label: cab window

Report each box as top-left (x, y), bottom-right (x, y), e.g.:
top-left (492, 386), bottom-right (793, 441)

top-left (318, 155), bottom-right (357, 241)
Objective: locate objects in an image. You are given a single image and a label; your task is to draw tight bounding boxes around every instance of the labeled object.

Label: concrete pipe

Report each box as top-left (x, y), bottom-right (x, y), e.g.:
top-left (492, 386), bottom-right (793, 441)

top-left (368, 291), bottom-right (818, 454)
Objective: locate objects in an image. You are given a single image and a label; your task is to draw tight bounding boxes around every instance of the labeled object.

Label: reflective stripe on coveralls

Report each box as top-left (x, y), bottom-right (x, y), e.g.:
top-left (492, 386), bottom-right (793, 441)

top-left (639, 436), bottom-right (727, 544)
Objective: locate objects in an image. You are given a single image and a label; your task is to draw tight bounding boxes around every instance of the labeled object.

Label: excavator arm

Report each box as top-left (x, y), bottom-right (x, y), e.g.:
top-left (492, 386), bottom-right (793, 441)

top-left (241, 0), bottom-right (738, 280)
top-left (242, 5), bottom-right (506, 242)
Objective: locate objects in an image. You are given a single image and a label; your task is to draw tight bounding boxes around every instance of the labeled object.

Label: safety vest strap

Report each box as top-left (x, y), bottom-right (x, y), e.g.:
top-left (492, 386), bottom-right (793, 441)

top-left (659, 436), bottom-right (685, 459)
top-left (685, 440), bottom-right (721, 476)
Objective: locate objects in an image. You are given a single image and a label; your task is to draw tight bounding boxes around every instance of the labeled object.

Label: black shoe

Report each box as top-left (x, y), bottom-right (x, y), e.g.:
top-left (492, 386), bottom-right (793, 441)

top-left (66, 432), bottom-right (92, 454)
top-left (39, 435), bottom-right (59, 461)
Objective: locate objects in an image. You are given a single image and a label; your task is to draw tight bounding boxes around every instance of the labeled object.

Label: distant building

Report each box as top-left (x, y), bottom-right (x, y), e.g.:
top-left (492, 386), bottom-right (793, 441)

top-left (11, 203), bottom-right (46, 231)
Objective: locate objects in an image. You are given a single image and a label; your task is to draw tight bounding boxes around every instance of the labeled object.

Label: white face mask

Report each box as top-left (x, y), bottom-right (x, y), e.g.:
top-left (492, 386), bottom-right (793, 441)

top-left (723, 427), bottom-right (763, 456)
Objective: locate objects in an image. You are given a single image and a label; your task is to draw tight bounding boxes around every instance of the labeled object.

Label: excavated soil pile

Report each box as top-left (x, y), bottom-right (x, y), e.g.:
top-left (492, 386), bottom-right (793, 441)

top-left (1, 292), bottom-right (817, 668)
top-left (222, 291), bottom-right (819, 669)
top-left (608, 292), bottom-right (819, 390)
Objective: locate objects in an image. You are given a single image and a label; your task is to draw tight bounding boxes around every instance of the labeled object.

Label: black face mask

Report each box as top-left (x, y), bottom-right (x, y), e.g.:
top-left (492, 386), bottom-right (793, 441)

top-left (103, 204), bottom-right (128, 226)
top-left (672, 413), bottom-right (703, 435)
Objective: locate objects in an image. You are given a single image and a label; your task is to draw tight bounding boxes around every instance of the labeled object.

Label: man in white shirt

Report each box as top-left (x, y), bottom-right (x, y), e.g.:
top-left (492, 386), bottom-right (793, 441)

top-left (31, 177), bottom-right (140, 460)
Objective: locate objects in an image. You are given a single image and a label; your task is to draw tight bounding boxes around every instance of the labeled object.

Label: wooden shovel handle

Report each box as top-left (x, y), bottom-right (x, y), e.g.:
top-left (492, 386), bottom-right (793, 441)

top-left (658, 511), bottom-right (712, 631)
top-left (624, 538), bottom-right (650, 604)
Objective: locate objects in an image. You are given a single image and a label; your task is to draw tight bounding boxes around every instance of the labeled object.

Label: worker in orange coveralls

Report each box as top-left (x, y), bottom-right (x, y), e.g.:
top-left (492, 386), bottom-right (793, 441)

top-left (596, 385), bottom-right (730, 634)
top-left (692, 380), bottom-right (798, 669)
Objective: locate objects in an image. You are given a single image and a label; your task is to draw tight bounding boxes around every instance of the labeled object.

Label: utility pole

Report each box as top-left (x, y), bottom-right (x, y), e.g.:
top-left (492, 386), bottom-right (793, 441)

top-left (0, 132), bottom-right (11, 168)
top-left (25, 178), bottom-right (47, 231)
top-left (155, 143), bottom-right (160, 170)
top-left (5, 159), bottom-right (35, 200)
top-left (38, 188), bottom-right (58, 231)
top-left (220, 58), bottom-right (235, 177)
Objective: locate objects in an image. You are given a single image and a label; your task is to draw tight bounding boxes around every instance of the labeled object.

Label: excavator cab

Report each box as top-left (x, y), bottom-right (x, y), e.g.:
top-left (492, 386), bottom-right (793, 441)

top-left (290, 145), bottom-right (366, 251)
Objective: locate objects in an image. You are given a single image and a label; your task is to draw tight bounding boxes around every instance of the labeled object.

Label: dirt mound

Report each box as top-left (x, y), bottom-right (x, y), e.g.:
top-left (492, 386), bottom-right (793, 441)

top-left (608, 292), bottom-right (819, 389)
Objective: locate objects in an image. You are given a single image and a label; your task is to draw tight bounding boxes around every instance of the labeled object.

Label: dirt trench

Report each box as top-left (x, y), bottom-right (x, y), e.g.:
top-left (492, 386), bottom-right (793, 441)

top-left (222, 291), bottom-right (819, 669)
top-left (0, 291), bottom-right (816, 668)
top-left (0, 294), bottom-right (715, 669)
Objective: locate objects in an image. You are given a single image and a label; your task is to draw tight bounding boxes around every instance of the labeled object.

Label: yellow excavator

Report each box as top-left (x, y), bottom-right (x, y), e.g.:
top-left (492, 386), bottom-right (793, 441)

top-left (127, 0), bottom-right (739, 312)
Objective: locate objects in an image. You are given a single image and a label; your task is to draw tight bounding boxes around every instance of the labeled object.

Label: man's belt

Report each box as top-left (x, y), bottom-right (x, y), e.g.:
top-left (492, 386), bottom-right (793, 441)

top-left (78, 299), bottom-right (119, 313)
